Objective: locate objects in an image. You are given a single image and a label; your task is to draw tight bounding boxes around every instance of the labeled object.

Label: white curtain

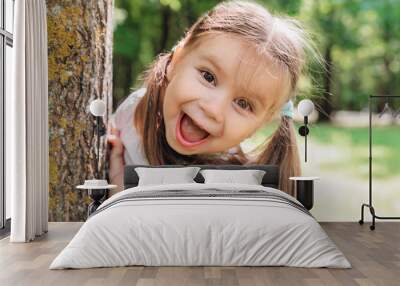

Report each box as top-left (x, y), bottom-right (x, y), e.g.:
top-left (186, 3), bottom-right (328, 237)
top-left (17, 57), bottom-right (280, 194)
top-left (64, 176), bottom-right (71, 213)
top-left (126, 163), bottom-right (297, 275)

top-left (9, 0), bottom-right (49, 242)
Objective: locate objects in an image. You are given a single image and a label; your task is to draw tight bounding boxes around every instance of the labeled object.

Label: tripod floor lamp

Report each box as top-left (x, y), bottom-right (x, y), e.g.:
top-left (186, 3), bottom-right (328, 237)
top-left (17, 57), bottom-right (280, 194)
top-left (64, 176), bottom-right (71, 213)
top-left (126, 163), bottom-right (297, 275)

top-left (359, 95), bottom-right (400, 230)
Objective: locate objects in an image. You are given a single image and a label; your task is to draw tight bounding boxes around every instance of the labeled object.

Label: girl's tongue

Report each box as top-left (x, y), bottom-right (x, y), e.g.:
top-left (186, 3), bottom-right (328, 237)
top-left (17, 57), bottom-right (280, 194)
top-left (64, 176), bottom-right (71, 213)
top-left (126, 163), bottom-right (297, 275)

top-left (180, 113), bottom-right (209, 142)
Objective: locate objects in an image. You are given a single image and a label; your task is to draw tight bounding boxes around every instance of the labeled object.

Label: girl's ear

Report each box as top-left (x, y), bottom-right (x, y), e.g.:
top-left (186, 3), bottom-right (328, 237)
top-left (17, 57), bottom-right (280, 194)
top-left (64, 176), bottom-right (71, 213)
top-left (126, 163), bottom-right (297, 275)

top-left (166, 58), bottom-right (174, 82)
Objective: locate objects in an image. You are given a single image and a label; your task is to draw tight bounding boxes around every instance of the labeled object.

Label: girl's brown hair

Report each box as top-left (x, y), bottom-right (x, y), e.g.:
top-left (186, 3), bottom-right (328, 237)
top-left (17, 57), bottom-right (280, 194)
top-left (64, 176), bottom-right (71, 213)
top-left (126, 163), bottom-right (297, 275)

top-left (134, 0), bottom-right (321, 196)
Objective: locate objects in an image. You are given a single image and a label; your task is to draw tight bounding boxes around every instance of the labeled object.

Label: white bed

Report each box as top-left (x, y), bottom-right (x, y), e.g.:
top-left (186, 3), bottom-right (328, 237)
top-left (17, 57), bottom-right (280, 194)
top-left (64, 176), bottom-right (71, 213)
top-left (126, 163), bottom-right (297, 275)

top-left (50, 182), bottom-right (351, 269)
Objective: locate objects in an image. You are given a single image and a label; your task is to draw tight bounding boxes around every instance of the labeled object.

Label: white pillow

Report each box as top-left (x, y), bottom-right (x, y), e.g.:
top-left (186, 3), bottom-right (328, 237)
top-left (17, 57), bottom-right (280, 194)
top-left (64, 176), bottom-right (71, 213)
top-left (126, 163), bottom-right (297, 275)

top-left (200, 169), bottom-right (266, 185)
top-left (135, 167), bottom-right (201, 186)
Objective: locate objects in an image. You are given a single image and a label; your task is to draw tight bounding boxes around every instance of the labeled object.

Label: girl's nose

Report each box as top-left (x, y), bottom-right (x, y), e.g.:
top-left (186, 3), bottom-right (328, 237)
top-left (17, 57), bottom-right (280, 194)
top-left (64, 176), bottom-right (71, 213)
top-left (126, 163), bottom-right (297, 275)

top-left (198, 94), bottom-right (228, 136)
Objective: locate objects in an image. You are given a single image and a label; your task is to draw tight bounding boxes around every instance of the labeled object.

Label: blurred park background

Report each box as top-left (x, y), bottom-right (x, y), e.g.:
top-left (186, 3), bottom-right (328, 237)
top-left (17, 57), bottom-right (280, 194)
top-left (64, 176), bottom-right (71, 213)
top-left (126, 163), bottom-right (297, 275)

top-left (112, 0), bottom-right (400, 221)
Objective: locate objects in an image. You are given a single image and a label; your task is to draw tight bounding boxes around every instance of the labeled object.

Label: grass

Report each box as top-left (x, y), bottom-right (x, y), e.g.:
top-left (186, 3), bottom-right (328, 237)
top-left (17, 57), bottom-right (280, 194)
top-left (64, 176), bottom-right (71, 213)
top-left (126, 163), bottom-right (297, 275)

top-left (251, 122), bottom-right (400, 180)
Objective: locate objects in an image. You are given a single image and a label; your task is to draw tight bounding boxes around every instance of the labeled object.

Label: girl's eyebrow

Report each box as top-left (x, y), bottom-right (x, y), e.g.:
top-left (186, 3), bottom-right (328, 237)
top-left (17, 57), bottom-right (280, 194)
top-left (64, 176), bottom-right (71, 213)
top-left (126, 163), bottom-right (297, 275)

top-left (199, 54), bottom-right (226, 77)
top-left (245, 90), bottom-right (265, 108)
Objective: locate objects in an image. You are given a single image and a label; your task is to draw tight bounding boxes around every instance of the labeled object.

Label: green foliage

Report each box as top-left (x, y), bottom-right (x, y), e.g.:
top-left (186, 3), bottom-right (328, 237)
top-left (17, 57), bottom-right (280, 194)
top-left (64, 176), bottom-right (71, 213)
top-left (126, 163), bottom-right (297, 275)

top-left (160, 0), bottom-right (182, 11)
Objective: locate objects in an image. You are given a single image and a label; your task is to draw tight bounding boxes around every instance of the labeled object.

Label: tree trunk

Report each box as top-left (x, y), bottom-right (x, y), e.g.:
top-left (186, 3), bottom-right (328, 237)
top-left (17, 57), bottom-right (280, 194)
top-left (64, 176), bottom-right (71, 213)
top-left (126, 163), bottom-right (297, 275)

top-left (377, 19), bottom-right (395, 114)
top-left (113, 54), bottom-right (133, 109)
top-left (318, 43), bottom-right (334, 122)
top-left (157, 5), bottom-right (171, 54)
top-left (47, 0), bottom-right (113, 221)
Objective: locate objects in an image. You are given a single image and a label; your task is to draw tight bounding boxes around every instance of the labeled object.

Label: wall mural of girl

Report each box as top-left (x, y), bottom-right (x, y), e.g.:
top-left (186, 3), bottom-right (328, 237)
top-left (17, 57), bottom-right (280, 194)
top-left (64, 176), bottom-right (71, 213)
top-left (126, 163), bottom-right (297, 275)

top-left (107, 0), bottom-right (321, 197)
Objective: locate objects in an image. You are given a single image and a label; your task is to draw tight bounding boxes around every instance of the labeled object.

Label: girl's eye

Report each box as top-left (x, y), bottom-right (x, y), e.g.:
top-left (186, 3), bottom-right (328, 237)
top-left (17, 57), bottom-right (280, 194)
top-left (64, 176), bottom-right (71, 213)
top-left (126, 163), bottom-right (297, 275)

top-left (200, 70), bottom-right (216, 85)
top-left (235, 98), bottom-right (253, 112)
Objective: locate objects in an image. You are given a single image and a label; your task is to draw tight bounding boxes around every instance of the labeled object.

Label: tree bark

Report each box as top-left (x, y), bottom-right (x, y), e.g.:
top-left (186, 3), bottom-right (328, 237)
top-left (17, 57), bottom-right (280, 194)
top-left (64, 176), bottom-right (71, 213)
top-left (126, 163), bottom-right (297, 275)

top-left (377, 19), bottom-right (395, 114)
top-left (318, 43), bottom-right (334, 122)
top-left (112, 54), bottom-right (133, 109)
top-left (157, 5), bottom-right (171, 54)
top-left (47, 0), bottom-right (113, 221)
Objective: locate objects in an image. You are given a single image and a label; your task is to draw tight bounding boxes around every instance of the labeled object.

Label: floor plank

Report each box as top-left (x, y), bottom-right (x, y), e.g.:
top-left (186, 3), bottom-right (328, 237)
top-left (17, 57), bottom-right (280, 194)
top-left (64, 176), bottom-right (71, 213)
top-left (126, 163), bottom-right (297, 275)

top-left (0, 222), bottom-right (399, 286)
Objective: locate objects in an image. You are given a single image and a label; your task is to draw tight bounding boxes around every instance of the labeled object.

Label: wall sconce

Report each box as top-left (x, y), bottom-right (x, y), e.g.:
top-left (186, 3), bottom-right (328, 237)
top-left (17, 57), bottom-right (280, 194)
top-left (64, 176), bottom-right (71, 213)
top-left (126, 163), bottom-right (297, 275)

top-left (76, 99), bottom-right (116, 217)
top-left (297, 99), bottom-right (314, 162)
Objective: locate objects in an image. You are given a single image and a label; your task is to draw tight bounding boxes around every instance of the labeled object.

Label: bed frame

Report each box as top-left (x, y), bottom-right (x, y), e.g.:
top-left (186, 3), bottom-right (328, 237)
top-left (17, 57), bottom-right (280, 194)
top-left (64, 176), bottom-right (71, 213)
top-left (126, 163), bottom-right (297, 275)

top-left (124, 164), bottom-right (280, 190)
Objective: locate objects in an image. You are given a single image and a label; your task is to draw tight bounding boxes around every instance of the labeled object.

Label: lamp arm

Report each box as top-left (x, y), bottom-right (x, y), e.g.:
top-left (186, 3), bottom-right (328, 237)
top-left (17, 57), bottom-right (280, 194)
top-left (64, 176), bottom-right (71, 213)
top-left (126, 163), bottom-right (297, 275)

top-left (305, 127), bottom-right (307, 162)
top-left (96, 116), bottom-right (100, 178)
top-left (305, 116), bottom-right (308, 163)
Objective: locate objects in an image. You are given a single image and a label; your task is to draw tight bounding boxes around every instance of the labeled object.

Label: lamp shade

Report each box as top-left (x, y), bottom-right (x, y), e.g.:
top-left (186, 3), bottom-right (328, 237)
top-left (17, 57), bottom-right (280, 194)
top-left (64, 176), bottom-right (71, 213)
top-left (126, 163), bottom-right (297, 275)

top-left (298, 99), bottom-right (314, 117)
top-left (89, 99), bottom-right (106, 116)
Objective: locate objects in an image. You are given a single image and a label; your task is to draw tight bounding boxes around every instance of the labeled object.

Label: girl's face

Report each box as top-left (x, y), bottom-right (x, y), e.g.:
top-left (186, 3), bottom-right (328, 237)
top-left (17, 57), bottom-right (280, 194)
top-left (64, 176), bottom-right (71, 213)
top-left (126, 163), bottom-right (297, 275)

top-left (163, 34), bottom-right (290, 155)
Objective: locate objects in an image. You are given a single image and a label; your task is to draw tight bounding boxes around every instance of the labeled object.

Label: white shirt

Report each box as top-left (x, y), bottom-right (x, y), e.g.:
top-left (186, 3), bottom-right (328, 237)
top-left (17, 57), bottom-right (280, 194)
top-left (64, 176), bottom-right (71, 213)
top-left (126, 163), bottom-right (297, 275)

top-left (111, 87), bottom-right (149, 165)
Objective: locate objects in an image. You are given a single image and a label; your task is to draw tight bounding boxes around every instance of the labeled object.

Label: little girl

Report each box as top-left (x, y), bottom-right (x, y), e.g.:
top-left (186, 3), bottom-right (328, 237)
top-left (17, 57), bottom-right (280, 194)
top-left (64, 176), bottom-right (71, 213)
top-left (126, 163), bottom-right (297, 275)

top-left (107, 0), bottom-right (320, 197)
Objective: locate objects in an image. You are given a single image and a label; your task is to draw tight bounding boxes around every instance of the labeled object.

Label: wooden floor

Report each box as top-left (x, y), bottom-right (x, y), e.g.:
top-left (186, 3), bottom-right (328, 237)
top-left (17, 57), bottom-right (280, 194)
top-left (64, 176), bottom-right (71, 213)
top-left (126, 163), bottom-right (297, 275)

top-left (0, 222), bottom-right (399, 286)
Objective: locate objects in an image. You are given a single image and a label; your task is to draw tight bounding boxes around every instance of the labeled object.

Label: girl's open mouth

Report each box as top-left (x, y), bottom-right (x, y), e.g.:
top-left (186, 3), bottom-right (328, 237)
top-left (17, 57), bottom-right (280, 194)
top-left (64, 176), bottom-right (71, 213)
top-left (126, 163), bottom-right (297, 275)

top-left (176, 112), bottom-right (210, 147)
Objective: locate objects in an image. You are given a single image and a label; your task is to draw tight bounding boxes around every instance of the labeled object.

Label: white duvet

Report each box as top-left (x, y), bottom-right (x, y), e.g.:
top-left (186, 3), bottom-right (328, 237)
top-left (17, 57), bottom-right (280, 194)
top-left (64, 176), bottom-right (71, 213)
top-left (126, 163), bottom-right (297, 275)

top-left (50, 183), bottom-right (351, 269)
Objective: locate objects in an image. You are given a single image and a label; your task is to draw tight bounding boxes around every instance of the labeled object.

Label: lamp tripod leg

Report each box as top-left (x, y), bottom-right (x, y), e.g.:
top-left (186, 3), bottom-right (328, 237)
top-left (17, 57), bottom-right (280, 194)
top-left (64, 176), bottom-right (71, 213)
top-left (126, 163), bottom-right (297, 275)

top-left (359, 204), bottom-right (365, 225)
